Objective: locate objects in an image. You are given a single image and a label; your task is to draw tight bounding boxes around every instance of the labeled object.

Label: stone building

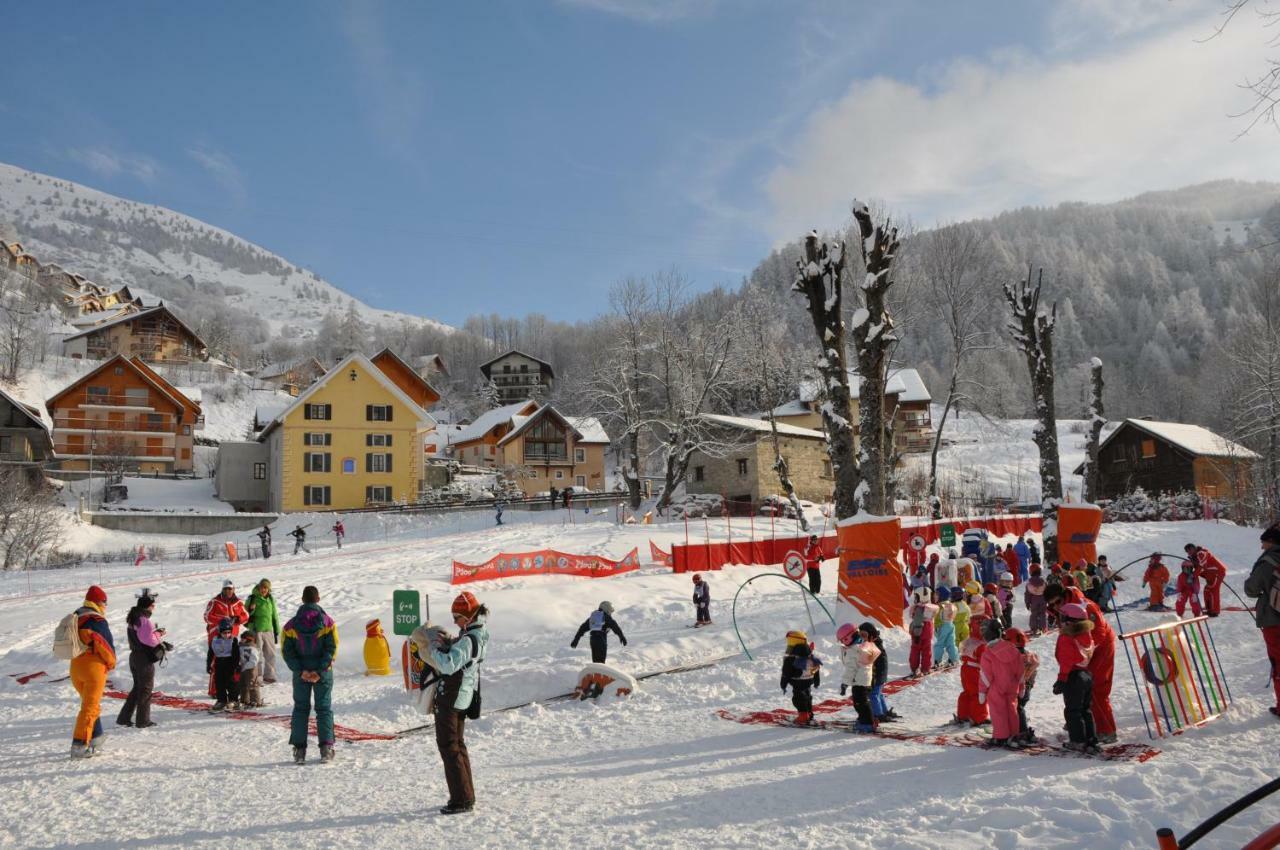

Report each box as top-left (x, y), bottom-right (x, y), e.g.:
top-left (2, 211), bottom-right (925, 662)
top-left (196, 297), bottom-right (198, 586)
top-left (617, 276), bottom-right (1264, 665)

top-left (684, 414), bottom-right (831, 506)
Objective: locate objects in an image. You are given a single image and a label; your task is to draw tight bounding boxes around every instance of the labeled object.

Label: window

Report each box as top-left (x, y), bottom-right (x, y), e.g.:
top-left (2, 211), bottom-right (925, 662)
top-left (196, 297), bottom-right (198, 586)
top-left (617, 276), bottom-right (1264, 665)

top-left (125, 388), bottom-right (148, 406)
top-left (181, 448), bottom-right (191, 460)
top-left (694, 465), bottom-right (705, 482)
top-left (303, 485), bottom-right (331, 506)
top-left (823, 460), bottom-right (833, 478)
top-left (0, 436), bottom-right (11, 454)
top-left (304, 432), bottom-right (332, 446)
top-left (87, 385), bottom-right (109, 400)
top-left (1141, 439), bottom-right (1156, 459)
top-left (366, 404), bottom-right (394, 422)
top-left (146, 413), bottom-right (164, 428)
top-left (574, 447), bottom-right (585, 463)
top-left (304, 452), bottom-right (331, 473)
top-left (366, 452), bottom-right (393, 473)
top-left (253, 462), bottom-right (266, 480)
top-left (342, 457), bottom-right (356, 474)
top-left (113, 366), bottom-right (124, 376)
top-left (366, 433), bottom-right (393, 447)
top-left (736, 458), bottom-right (748, 476)
top-left (576, 475), bottom-right (586, 488)
top-left (554, 470), bottom-right (564, 480)
top-left (520, 364), bottom-right (528, 373)
top-left (366, 485), bottom-right (392, 503)
top-left (182, 425), bottom-right (191, 436)
top-left (503, 365), bottom-right (511, 373)
top-left (304, 403), bottom-right (332, 421)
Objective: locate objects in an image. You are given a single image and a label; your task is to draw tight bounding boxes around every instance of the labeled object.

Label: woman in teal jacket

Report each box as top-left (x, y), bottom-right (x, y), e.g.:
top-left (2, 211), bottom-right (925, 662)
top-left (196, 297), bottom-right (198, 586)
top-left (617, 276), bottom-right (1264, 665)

top-left (430, 591), bottom-right (489, 816)
top-left (245, 579), bottom-right (281, 683)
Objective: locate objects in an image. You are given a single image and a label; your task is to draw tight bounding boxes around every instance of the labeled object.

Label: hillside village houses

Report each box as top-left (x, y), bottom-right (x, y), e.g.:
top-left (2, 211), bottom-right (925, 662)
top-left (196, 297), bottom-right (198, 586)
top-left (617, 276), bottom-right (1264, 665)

top-left (446, 400), bottom-right (609, 496)
top-left (251, 356), bottom-right (327, 396)
top-left (46, 354), bottom-right (203, 475)
top-left (215, 351), bottom-right (438, 512)
top-left (480, 349), bottom-right (555, 405)
top-left (0, 386), bottom-right (54, 483)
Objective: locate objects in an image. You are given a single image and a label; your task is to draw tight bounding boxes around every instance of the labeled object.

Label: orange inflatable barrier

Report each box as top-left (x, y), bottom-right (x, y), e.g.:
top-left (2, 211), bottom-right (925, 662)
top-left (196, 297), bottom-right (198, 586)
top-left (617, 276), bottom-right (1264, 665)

top-left (836, 515), bottom-right (906, 629)
top-left (1057, 504), bottom-right (1103, 566)
top-left (224, 542), bottom-right (238, 563)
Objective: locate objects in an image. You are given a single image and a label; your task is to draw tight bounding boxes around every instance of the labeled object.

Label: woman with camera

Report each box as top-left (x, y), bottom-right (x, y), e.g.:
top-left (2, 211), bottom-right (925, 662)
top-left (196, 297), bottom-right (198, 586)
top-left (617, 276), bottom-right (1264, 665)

top-left (116, 589), bottom-right (171, 729)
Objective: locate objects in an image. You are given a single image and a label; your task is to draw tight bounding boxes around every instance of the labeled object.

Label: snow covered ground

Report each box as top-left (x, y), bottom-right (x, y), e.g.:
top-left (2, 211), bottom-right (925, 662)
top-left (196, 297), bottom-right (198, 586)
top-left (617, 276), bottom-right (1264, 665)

top-left (0, 517), bottom-right (1276, 848)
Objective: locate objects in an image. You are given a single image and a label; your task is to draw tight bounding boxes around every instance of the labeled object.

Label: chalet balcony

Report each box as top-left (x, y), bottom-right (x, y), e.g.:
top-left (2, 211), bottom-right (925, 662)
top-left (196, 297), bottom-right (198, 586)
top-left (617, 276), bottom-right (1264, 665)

top-left (523, 450), bottom-right (569, 463)
top-left (54, 415), bottom-right (176, 433)
top-left (76, 392), bottom-right (156, 409)
top-left (53, 439), bottom-right (174, 460)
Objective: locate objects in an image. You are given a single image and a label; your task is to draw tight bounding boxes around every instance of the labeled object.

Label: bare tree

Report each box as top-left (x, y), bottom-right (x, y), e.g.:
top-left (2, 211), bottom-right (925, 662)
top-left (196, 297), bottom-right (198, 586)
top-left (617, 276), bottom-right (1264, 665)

top-left (1221, 267), bottom-right (1280, 514)
top-left (0, 263), bottom-right (56, 383)
top-left (1083, 358), bottom-right (1105, 503)
top-left (793, 227), bottom-right (862, 518)
top-left (850, 202), bottom-right (901, 515)
top-left (0, 470), bottom-right (64, 570)
top-left (915, 223), bottom-right (998, 517)
top-left (1209, 1), bottom-right (1280, 133)
top-left (1004, 268), bottom-right (1064, 563)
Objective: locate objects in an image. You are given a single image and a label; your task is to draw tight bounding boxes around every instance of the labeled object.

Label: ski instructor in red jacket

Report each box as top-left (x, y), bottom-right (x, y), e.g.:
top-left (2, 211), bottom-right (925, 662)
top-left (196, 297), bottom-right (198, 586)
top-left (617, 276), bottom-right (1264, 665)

top-left (1045, 583), bottom-right (1117, 743)
top-left (203, 579), bottom-right (248, 695)
top-left (1186, 543), bottom-right (1227, 617)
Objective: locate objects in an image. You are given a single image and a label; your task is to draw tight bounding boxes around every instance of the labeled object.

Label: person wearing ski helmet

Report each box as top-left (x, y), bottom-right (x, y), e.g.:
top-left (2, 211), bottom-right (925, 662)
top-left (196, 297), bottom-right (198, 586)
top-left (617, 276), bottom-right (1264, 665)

top-left (978, 617), bottom-right (1023, 748)
top-left (692, 574), bottom-right (711, 627)
top-left (907, 586), bottom-right (937, 678)
top-left (932, 586), bottom-right (959, 668)
top-left (1053, 602), bottom-right (1099, 753)
top-left (1045, 584), bottom-right (1116, 744)
top-left (996, 572), bottom-right (1016, 631)
top-left (951, 586), bottom-right (972, 645)
top-left (1244, 522), bottom-right (1280, 718)
top-left (954, 610), bottom-right (990, 727)
top-left (1142, 554), bottom-right (1171, 612)
top-left (837, 623), bottom-right (879, 732)
top-left (1175, 559), bottom-right (1202, 618)
top-left (117, 589), bottom-right (168, 729)
top-left (781, 630), bottom-right (822, 724)
top-left (571, 601), bottom-right (627, 663)
top-left (859, 622), bottom-right (898, 721)
top-left (430, 591), bottom-right (489, 815)
top-left (1187, 543), bottom-right (1228, 617)
top-left (802, 534), bottom-right (823, 594)
top-left (206, 617), bottom-right (240, 711)
top-left (203, 579), bottom-right (248, 697)
top-left (282, 585), bottom-right (338, 764)
top-left (1024, 564), bottom-right (1048, 636)
top-left (1004, 628), bottom-right (1041, 745)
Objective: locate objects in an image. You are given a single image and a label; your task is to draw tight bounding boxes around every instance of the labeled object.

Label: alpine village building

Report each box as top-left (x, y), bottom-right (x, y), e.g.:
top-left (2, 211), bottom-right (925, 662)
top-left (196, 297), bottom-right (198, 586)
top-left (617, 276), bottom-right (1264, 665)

top-left (479, 350), bottom-right (556, 405)
top-left (0, 387), bottom-right (54, 483)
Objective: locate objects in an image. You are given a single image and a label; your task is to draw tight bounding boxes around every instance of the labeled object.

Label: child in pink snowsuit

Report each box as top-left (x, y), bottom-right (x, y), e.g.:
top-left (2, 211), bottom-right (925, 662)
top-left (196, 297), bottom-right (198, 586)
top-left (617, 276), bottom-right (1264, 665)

top-left (1024, 565), bottom-right (1048, 635)
top-left (1175, 561), bottom-right (1202, 617)
top-left (978, 619), bottom-right (1025, 747)
top-left (908, 588), bottom-right (938, 677)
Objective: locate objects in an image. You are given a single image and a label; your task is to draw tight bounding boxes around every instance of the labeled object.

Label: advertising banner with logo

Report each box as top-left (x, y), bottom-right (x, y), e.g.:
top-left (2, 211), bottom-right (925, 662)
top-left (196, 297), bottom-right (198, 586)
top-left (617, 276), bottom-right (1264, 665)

top-left (451, 547), bottom-right (641, 585)
top-left (1057, 504), bottom-right (1103, 566)
top-left (836, 515), bottom-right (906, 629)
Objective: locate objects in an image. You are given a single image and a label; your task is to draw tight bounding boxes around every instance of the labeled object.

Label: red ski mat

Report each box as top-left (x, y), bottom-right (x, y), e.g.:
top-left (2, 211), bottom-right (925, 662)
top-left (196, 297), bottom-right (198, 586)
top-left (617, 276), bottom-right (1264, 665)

top-left (715, 706), bottom-right (1161, 762)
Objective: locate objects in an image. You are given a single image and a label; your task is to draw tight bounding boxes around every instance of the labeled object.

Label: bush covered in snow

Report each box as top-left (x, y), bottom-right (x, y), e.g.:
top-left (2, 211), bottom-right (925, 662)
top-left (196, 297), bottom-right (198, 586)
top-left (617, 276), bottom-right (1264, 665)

top-left (668, 494), bottom-right (724, 519)
top-left (1102, 488), bottom-right (1225, 523)
top-left (757, 494), bottom-right (799, 519)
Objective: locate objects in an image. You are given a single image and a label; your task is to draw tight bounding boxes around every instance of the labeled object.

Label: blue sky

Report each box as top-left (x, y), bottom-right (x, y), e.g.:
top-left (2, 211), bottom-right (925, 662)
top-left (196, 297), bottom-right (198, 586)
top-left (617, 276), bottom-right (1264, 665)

top-left (2, 0), bottom-right (1276, 326)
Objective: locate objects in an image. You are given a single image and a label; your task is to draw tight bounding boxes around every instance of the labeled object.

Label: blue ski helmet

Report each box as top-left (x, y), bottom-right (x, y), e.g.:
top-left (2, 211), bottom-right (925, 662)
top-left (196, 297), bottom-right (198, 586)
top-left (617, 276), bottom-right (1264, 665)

top-left (935, 586), bottom-right (951, 602)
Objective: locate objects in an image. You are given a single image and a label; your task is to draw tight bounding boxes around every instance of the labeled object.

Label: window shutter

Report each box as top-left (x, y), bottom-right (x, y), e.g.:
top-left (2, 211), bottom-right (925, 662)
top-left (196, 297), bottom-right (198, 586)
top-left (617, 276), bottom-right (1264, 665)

top-left (386, 434), bottom-right (393, 447)
top-left (386, 405), bottom-right (393, 422)
top-left (365, 485), bottom-right (372, 502)
top-left (304, 406), bottom-right (312, 421)
top-left (322, 486), bottom-right (330, 505)
top-left (366, 453), bottom-right (372, 473)
top-left (324, 454), bottom-right (331, 473)
top-left (366, 434), bottom-right (372, 447)
top-left (304, 487), bottom-right (312, 506)
top-left (366, 404), bottom-right (373, 421)
top-left (386, 453), bottom-right (393, 473)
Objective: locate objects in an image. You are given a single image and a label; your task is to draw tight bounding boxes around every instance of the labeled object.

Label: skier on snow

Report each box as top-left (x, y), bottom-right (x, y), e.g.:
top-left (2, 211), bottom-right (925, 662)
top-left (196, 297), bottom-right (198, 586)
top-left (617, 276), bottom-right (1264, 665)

top-left (204, 579), bottom-right (248, 696)
top-left (780, 630), bottom-right (822, 725)
top-left (1053, 602), bottom-right (1099, 754)
top-left (571, 601), bottom-right (627, 663)
top-left (802, 534), bottom-right (823, 595)
top-left (1142, 554), bottom-right (1171, 612)
top-left (932, 586), bottom-right (959, 669)
top-left (837, 623), bottom-right (879, 733)
top-left (1187, 543), bottom-right (1227, 617)
top-left (977, 618), bottom-right (1023, 749)
top-left (431, 591), bottom-right (489, 815)
top-left (692, 574), bottom-right (711, 626)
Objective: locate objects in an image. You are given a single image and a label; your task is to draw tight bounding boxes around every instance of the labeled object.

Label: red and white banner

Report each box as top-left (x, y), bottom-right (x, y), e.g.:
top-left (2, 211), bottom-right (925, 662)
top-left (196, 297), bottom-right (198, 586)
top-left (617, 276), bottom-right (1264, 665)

top-left (650, 540), bottom-right (674, 567)
top-left (451, 547), bottom-right (641, 585)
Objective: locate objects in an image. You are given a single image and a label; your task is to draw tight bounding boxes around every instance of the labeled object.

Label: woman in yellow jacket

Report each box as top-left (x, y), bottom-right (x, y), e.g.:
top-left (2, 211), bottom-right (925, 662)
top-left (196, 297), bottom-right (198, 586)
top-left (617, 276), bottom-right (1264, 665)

top-left (71, 585), bottom-right (116, 758)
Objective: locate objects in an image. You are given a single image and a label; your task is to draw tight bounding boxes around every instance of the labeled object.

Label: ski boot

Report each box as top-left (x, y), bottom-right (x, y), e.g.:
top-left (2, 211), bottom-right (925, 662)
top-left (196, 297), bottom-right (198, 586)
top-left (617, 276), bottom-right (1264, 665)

top-left (320, 744), bottom-right (335, 763)
top-left (794, 712), bottom-right (813, 726)
top-left (293, 745), bottom-right (306, 765)
top-left (1097, 732), bottom-right (1118, 745)
top-left (69, 742), bottom-right (96, 759)
top-left (440, 802), bottom-right (474, 815)
top-left (210, 701), bottom-right (226, 712)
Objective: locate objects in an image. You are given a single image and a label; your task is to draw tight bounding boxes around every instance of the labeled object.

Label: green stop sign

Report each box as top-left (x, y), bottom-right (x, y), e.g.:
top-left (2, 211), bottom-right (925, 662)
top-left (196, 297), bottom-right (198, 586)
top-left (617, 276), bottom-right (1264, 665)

top-left (939, 524), bottom-right (956, 548)
top-left (392, 589), bottom-right (422, 636)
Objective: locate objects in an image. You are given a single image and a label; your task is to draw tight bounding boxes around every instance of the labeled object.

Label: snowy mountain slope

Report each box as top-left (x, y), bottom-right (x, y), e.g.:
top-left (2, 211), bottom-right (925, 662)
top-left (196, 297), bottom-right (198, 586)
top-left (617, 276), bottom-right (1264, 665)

top-left (0, 517), bottom-right (1274, 848)
top-left (0, 161), bottom-right (450, 336)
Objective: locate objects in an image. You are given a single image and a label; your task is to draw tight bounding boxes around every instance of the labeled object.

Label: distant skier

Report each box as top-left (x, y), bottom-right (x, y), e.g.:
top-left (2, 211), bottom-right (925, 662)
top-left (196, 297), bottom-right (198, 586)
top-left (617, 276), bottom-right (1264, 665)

top-left (951, 586), bottom-right (971, 645)
top-left (571, 601), bottom-right (627, 663)
top-left (907, 587), bottom-right (937, 678)
top-left (332, 520), bottom-right (345, 549)
top-left (290, 525), bottom-right (310, 555)
top-left (1024, 564), bottom-right (1048, 635)
top-left (562, 487), bottom-right (573, 509)
top-left (780, 630), bottom-right (822, 725)
top-left (1142, 554), bottom-right (1171, 611)
top-left (802, 534), bottom-right (823, 595)
top-left (1013, 536), bottom-right (1031, 583)
top-left (257, 525), bottom-right (272, 559)
top-left (932, 586), bottom-right (958, 669)
top-left (1001, 544), bottom-right (1021, 587)
top-left (692, 573), bottom-right (711, 626)
top-left (549, 485), bottom-right (559, 510)
top-left (494, 499), bottom-right (505, 526)
top-left (997, 572), bottom-right (1015, 631)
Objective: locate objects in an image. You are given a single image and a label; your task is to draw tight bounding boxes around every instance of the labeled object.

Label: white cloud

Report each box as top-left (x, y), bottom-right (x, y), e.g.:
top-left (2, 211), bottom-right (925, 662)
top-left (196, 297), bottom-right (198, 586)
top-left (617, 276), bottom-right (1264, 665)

top-left (187, 146), bottom-right (246, 204)
top-left (341, 1), bottom-right (429, 162)
top-left (762, 14), bottom-right (1280, 240)
top-left (558, 0), bottom-right (717, 23)
top-left (67, 147), bottom-right (158, 182)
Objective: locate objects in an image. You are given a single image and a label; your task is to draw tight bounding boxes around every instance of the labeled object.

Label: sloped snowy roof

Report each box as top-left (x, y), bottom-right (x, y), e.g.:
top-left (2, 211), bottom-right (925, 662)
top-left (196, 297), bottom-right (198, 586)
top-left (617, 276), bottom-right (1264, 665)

top-left (769, 400), bottom-right (814, 418)
top-left (567, 415), bottom-right (610, 444)
top-left (254, 398), bottom-right (291, 425)
top-left (448, 401), bottom-right (537, 445)
top-left (797, 370), bottom-right (908, 403)
top-left (175, 386), bottom-right (203, 404)
top-left (888, 367), bottom-right (931, 403)
top-left (1116, 419), bottom-right (1260, 460)
top-left (701, 413), bottom-right (825, 439)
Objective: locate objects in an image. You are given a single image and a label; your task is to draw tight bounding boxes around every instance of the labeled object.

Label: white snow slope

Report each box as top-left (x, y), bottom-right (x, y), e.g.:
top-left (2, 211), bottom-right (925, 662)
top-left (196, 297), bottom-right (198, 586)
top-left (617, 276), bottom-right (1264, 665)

top-left (0, 162), bottom-right (449, 336)
top-left (0, 518), bottom-right (1276, 849)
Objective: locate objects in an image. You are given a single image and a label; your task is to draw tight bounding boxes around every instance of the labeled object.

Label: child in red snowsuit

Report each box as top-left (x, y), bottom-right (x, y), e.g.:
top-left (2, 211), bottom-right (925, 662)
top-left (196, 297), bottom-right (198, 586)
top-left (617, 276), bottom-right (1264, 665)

top-left (1142, 555), bottom-right (1171, 611)
top-left (1048, 585), bottom-right (1118, 743)
top-left (907, 588), bottom-right (938, 677)
top-left (1054, 602), bottom-right (1098, 752)
top-left (1187, 544), bottom-right (1226, 617)
top-left (978, 619), bottom-right (1024, 747)
top-left (1175, 561), bottom-right (1202, 617)
top-left (955, 628), bottom-right (989, 726)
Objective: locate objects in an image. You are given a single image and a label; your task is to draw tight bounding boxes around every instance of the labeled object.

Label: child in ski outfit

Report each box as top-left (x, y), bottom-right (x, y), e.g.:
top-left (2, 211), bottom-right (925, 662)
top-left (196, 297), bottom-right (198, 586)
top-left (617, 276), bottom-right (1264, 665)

top-left (838, 624), bottom-right (880, 732)
top-left (861, 622), bottom-right (898, 722)
top-left (955, 625), bottom-right (989, 726)
top-left (908, 588), bottom-right (938, 677)
top-left (951, 587), bottom-right (971, 645)
top-left (692, 574), bottom-right (711, 626)
top-left (237, 630), bottom-right (262, 708)
top-left (1005, 628), bottom-right (1040, 744)
top-left (997, 573), bottom-right (1015, 631)
top-left (1054, 602), bottom-right (1098, 752)
top-left (206, 618), bottom-right (240, 711)
top-left (978, 618), bottom-right (1024, 747)
top-left (1175, 561), bottom-right (1202, 617)
top-left (1024, 565), bottom-right (1048, 635)
top-left (983, 583), bottom-right (1003, 631)
top-left (932, 587), bottom-right (959, 668)
top-left (781, 631), bottom-right (822, 725)
top-left (1143, 555), bottom-right (1171, 611)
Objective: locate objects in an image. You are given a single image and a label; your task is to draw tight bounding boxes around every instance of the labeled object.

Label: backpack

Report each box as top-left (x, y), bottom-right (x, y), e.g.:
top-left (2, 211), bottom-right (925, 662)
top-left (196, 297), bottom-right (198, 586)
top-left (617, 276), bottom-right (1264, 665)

top-left (464, 632), bottom-right (483, 720)
top-left (53, 611), bottom-right (87, 660)
top-left (1265, 550), bottom-right (1280, 615)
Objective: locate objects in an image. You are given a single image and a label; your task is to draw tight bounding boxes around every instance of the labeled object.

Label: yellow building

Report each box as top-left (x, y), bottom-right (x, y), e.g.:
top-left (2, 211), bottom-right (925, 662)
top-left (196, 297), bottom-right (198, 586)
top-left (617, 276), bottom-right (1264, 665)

top-left (249, 352), bottom-right (436, 512)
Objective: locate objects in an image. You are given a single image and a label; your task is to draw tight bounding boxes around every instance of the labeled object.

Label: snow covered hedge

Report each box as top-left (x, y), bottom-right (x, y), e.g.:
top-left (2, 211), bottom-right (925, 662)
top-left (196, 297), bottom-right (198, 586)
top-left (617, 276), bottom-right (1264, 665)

top-left (1101, 488), bottom-right (1226, 523)
top-left (668, 494), bottom-right (724, 519)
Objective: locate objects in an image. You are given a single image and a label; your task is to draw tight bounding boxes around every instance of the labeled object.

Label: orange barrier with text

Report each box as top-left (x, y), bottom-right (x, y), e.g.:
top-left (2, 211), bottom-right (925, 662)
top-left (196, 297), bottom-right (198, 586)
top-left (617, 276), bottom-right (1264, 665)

top-left (1057, 504), bottom-right (1103, 566)
top-left (451, 547), bottom-right (640, 585)
top-left (836, 516), bottom-right (906, 629)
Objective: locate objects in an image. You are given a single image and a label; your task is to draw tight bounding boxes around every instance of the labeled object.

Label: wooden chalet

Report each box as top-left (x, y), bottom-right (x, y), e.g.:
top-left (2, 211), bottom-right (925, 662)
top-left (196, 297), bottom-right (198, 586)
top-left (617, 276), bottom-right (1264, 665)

top-left (62, 304), bottom-right (208, 364)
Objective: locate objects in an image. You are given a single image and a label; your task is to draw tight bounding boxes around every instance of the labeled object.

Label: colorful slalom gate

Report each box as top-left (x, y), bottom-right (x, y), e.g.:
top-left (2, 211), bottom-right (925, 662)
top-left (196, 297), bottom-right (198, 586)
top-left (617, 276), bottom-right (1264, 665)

top-left (1119, 615), bottom-right (1231, 740)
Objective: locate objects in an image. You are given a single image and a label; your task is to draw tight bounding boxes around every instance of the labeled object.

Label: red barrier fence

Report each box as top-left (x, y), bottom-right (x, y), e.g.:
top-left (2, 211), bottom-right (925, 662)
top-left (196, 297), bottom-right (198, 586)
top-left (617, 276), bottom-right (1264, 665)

top-left (668, 514), bottom-right (1043, 573)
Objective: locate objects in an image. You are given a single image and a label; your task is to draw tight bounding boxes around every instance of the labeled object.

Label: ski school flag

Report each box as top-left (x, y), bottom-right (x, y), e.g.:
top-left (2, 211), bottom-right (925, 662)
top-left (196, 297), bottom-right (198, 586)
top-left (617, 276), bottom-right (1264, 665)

top-left (451, 548), bottom-right (641, 585)
top-left (650, 540), bottom-right (673, 567)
